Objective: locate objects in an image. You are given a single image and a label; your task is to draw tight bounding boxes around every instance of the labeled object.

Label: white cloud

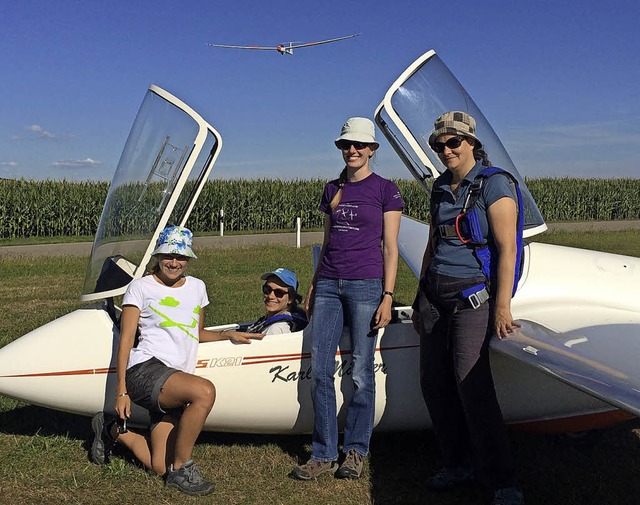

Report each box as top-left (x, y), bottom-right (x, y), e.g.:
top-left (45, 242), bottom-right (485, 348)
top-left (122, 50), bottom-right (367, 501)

top-left (27, 124), bottom-right (57, 139)
top-left (51, 158), bottom-right (102, 168)
top-left (0, 161), bottom-right (18, 166)
top-left (11, 124), bottom-right (72, 141)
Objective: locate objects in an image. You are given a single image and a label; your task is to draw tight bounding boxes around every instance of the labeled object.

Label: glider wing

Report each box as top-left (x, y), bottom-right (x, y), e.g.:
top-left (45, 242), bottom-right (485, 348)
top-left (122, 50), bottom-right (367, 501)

top-left (492, 320), bottom-right (640, 417)
top-left (289, 33), bottom-right (361, 49)
top-left (206, 43), bottom-right (278, 51)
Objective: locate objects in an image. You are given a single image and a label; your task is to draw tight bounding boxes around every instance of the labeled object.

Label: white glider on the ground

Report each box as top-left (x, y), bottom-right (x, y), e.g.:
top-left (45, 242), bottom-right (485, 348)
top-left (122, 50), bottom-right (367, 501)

top-left (1, 50), bottom-right (639, 436)
top-left (207, 33), bottom-right (360, 55)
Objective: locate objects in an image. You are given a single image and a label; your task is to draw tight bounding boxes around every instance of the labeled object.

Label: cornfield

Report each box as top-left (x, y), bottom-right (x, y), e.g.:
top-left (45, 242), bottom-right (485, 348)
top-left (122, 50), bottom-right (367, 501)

top-left (1, 177), bottom-right (639, 240)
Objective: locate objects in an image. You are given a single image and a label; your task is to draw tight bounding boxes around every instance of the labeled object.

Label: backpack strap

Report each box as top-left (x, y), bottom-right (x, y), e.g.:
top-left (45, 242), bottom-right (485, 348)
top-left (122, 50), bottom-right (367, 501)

top-left (467, 168), bottom-right (524, 297)
top-left (247, 311), bottom-right (308, 333)
top-left (431, 166), bottom-right (524, 300)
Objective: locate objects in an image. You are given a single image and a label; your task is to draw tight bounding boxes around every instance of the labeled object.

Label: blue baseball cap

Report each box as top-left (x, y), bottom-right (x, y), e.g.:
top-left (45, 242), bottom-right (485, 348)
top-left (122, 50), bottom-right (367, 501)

top-left (261, 268), bottom-right (301, 301)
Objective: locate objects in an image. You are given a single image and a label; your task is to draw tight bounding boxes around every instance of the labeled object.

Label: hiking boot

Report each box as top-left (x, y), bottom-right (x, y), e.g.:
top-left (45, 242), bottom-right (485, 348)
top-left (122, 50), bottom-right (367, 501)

top-left (426, 466), bottom-right (474, 491)
top-left (290, 459), bottom-right (337, 480)
top-left (335, 449), bottom-right (364, 480)
top-left (165, 460), bottom-right (215, 496)
top-left (493, 487), bottom-right (524, 505)
top-left (90, 412), bottom-right (116, 465)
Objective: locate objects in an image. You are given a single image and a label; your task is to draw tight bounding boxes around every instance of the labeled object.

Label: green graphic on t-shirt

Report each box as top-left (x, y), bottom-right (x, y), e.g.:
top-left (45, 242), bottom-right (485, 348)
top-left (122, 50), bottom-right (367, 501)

top-left (159, 296), bottom-right (180, 308)
top-left (149, 298), bottom-right (199, 341)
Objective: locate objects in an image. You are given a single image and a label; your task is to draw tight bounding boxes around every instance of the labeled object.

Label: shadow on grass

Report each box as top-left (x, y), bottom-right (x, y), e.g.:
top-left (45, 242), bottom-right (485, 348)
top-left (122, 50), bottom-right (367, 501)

top-left (367, 420), bottom-right (640, 505)
top-left (0, 404), bottom-right (90, 440)
top-left (198, 430), bottom-right (312, 466)
top-left (0, 404), bottom-right (312, 468)
top-left (5, 403), bottom-right (640, 504)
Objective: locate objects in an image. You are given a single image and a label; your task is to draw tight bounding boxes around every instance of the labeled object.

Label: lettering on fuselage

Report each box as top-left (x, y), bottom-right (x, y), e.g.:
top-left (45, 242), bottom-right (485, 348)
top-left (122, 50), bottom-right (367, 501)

top-left (268, 359), bottom-right (387, 384)
top-left (196, 356), bottom-right (243, 368)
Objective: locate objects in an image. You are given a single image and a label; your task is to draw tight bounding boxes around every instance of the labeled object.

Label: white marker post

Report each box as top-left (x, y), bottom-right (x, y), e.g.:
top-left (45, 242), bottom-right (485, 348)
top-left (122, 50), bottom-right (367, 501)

top-left (296, 217), bottom-right (301, 248)
top-left (220, 208), bottom-right (224, 237)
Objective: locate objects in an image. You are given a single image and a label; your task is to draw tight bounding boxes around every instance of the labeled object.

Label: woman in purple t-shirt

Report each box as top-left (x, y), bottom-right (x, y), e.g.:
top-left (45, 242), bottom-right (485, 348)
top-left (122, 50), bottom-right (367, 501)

top-left (291, 117), bottom-right (404, 481)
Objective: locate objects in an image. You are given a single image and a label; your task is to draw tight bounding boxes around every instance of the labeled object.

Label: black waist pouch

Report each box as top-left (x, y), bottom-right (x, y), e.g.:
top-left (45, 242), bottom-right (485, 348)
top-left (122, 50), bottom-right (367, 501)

top-left (412, 276), bottom-right (440, 334)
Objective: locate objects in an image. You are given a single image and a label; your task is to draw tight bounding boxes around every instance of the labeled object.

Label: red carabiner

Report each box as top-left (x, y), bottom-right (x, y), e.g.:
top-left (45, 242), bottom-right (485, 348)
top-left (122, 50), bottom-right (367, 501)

top-left (455, 213), bottom-right (472, 244)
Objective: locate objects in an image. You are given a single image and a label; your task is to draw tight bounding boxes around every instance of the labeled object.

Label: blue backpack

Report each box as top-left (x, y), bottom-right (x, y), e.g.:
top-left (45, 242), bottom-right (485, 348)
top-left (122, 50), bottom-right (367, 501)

top-left (432, 167), bottom-right (524, 303)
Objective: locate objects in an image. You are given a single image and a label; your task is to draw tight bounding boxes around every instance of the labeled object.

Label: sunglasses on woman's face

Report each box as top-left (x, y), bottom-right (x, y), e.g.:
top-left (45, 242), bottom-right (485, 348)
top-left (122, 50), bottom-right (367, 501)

top-left (262, 284), bottom-right (289, 298)
top-left (157, 254), bottom-right (190, 262)
top-left (431, 136), bottom-right (466, 153)
top-left (336, 140), bottom-right (371, 151)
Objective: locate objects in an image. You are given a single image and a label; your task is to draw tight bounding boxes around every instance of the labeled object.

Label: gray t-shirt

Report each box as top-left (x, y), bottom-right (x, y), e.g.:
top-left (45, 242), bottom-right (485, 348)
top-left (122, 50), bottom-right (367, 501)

top-left (429, 163), bottom-right (517, 278)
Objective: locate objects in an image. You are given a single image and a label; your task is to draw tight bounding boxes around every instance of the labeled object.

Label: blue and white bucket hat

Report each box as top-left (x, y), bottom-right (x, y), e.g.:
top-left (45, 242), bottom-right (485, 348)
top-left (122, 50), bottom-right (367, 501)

top-left (151, 225), bottom-right (197, 258)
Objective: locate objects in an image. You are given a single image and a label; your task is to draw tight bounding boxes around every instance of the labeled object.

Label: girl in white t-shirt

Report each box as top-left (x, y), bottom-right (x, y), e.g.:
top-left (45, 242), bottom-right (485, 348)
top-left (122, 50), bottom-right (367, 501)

top-left (90, 226), bottom-right (263, 497)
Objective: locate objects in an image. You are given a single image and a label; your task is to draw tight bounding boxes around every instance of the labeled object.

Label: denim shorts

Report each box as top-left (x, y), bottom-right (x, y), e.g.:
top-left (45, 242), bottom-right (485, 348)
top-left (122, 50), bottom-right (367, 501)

top-left (125, 356), bottom-right (183, 429)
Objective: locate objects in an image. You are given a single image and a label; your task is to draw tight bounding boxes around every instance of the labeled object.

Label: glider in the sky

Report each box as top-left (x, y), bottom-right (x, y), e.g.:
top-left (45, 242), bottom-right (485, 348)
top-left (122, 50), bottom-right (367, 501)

top-left (206, 33), bottom-right (360, 55)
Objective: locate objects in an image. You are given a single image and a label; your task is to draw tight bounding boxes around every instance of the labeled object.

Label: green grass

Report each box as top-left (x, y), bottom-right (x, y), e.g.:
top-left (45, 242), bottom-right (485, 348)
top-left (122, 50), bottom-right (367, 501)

top-left (2, 234), bottom-right (640, 504)
top-left (0, 235), bottom-right (97, 246)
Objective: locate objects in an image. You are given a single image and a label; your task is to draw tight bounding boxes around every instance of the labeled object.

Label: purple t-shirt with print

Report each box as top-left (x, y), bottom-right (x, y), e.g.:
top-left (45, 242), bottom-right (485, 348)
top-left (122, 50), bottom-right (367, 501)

top-left (317, 172), bottom-right (404, 279)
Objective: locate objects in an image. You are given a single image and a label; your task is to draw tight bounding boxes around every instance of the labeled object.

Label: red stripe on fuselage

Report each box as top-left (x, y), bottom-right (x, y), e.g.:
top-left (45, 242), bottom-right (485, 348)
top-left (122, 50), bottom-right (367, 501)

top-left (1, 367), bottom-right (115, 378)
top-left (240, 344), bottom-right (419, 365)
top-left (509, 409), bottom-right (635, 433)
top-left (0, 344), bottom-right (420, 376)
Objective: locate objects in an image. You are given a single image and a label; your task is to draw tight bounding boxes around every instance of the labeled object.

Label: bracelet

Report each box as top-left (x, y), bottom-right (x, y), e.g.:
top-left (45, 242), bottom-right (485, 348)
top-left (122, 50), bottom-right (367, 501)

top-left (383, 291), bottom-right (394, 298)
top-left (116, 393), bottom-right (129, 398)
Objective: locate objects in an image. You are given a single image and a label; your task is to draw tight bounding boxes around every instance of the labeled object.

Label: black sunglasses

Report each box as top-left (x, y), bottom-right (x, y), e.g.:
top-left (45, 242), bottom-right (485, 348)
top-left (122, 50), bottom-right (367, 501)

top-left (431, 136), bottom-right (466, 153)
top-left (262, 284), bottom-right (289, 298)
top-left (157, 253), bottom-right (190, 262)
top-left (336, 140), bottom-right (371, 151)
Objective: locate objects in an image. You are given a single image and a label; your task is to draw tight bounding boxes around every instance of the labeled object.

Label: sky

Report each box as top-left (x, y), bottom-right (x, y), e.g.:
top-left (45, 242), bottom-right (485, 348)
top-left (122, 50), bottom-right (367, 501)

top-left (2, 0), bottom-right (639, 182)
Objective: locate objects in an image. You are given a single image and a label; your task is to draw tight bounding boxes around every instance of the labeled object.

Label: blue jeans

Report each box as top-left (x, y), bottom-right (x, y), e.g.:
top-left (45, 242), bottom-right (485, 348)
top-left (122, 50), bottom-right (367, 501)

top-left (310, 277), bottom-right (382, 461)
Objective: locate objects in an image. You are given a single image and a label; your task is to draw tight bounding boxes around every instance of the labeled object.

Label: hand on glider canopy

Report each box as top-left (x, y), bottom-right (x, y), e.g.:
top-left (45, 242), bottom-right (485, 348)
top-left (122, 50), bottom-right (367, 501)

top-left (494, 305), bottom-right (522, 339)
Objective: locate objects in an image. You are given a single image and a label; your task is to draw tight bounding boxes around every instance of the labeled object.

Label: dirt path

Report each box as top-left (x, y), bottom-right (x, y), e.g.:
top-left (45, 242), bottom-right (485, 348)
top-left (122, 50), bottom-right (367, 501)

top-left (0, 232), bottom-right (325, 257)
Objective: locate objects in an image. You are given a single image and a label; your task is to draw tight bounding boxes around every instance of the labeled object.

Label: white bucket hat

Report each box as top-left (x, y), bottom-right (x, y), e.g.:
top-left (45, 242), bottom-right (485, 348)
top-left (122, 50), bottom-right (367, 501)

top-left (334, 117), bottom-right (379, 149)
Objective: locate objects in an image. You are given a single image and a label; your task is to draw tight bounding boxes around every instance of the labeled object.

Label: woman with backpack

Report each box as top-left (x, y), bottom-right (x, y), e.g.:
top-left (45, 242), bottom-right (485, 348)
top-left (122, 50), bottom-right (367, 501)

top-left (412, 111), bottom-right (524, 505)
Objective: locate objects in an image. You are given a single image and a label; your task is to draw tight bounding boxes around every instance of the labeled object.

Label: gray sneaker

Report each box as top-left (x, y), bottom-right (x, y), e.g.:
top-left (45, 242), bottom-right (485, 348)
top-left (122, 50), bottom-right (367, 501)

top-left (290, 459), bottom-right (337, 480)
top-left (493, 487), bottom-right (524, 505)
top-left (90, 412), bottom-right (115, 465)
top-left (426, 466), bottom-right (474, 490)
top-left (165, 460), bottom-right (215, 496)
top-left (335, 449), bottom-right (364, 480)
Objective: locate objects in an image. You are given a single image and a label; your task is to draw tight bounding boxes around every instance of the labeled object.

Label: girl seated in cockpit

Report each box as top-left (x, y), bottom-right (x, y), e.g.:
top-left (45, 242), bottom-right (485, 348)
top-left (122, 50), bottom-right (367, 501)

top-left (246, 268), bottom-right (307, 335)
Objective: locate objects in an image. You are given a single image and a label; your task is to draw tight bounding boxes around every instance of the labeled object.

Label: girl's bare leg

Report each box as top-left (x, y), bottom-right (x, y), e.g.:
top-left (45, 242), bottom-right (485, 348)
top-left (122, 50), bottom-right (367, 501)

top-left (115, 430), bottom-right (152, 470)
top-left (158, 372), bottom-right (216, 469)
top-left (149, 417), bottom-right (178, 475)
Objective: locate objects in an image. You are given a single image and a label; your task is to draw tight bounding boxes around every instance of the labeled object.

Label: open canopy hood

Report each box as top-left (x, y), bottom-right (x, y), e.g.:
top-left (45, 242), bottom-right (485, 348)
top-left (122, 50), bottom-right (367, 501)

top-left (374, 50), bottom-right (547, 238)
top-left (81, 85), bottom-right (222, 302)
